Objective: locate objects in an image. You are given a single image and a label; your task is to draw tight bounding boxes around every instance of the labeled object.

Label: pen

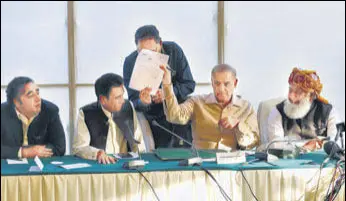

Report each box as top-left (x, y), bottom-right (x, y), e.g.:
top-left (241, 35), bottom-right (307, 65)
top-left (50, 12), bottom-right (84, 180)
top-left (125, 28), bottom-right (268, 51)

top-left (166, 65), bottom-right (176, 73)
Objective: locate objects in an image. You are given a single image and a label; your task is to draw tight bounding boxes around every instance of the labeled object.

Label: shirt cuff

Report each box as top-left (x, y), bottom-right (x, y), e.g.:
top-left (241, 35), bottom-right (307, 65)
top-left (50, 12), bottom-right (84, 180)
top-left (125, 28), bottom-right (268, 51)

top-left (18, 147), bottom-right (22, 158)
top-left (89, 148), bottom-right (101, 160)
top-left (163, 84), bottom-right (174, 99)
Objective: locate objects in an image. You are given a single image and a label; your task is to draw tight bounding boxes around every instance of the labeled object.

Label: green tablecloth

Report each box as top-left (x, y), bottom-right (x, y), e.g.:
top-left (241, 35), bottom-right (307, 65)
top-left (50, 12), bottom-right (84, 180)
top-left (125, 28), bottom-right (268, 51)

top-left (1, 150), bottom-right (337, 176)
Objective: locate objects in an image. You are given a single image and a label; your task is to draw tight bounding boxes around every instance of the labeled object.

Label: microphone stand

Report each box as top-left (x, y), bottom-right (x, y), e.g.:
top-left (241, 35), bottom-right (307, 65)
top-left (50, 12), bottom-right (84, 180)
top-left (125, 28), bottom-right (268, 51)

top-left (122, 123), bottom-right (148, 169)
top-left (152, 121), bottom-right (234, 200)
top-left (152, 120), bottom-right (203, 166)
top-left (265, 138), bottom-right (299, 154)
top-left (249, 138), bottom-right (308, 166)
top-left (265, 138), bottom-right (309, 158)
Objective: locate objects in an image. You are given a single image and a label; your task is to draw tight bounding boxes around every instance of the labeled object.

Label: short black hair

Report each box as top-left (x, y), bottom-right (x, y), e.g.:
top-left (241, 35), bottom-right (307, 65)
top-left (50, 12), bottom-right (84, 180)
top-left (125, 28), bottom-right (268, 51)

top-left (6, 76), bottom-right (34, 104)
top-left (94, 73), bottom-right (123, 100)
top-left (135, 25), bottom-right (161, 45)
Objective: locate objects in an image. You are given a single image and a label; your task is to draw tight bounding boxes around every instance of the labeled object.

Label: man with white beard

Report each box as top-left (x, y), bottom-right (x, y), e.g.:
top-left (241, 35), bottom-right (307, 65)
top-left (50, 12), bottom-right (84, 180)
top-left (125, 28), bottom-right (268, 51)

top-left (267, 67), bottom-right (338, 151)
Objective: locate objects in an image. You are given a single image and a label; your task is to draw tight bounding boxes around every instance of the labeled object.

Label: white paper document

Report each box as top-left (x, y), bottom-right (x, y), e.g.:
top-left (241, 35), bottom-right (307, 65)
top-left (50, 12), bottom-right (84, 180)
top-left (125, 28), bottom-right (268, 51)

top-left (29, 166), bottom-right (42, 172)
top-left (129, 49), bottom-right (169, 95)
top-left (34, 156), bottom-right (44, 170)
top-left (7, 158), bottom-right (28, 164)
top-left (114, 152), bottom-right (139, 159)
top-left (60, 163), bottom-right (91, 170)
top-left (216, 151), bottom-right (246, 164)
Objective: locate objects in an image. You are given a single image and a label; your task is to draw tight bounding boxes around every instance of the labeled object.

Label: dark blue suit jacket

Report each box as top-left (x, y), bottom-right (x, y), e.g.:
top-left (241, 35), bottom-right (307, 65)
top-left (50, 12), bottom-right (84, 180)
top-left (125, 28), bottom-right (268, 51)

top-left (1, 99), bottom-right (66, 159)
top-left (123, 41), bottom-right (196, 120)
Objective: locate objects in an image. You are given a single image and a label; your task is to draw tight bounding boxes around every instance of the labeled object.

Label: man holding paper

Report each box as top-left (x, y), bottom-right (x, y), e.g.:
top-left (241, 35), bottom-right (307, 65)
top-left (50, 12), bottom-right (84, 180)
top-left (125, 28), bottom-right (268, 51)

top-left (123, 25), bottom-right (196, 148)
top-left (159, 64), bottom-right (260, 150)
top-left (72, 73), bottom-right (146, 164)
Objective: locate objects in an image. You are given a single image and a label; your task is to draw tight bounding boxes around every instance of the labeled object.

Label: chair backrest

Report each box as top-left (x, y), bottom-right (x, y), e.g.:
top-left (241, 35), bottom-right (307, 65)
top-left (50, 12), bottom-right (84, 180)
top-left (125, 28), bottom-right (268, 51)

top-left (136, 112), bottom-right (155, 152)
top-left (257, 97), bottom-right (285, 145)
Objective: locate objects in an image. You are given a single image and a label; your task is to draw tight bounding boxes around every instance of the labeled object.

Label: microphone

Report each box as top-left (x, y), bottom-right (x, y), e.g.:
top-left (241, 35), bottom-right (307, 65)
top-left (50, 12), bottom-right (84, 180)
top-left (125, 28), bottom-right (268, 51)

top-left (152, 120), bottom-right (202, 166)
top-left (323, 141), bottom-right (345, 162)
top-left (335, 122), bottom-right (345, 149)
top-left (264, 136), bottom-right (331, 158)
top-left (122, 121), bottom-right (148, 169)
top-left (265, 137), bottom-right (305, 159)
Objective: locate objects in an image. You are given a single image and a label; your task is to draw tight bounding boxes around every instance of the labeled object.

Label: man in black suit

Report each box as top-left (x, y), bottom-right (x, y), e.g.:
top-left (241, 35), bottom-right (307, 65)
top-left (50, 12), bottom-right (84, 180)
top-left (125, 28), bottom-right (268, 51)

top-left (1, 76), bottom-right (66, 159)
top-left (123, 25), bottom-right (196, 148)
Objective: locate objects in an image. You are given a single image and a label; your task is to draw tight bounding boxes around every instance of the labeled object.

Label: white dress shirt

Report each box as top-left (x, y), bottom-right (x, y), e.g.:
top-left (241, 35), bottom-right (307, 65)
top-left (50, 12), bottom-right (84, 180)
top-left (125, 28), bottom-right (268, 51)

top-left (15, 109), bottom-right (37, 158)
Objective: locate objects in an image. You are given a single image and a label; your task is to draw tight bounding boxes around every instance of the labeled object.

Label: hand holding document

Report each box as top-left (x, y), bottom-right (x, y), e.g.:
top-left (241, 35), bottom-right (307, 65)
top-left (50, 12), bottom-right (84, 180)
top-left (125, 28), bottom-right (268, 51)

top-left (129, 49), bottom-right (169, 95)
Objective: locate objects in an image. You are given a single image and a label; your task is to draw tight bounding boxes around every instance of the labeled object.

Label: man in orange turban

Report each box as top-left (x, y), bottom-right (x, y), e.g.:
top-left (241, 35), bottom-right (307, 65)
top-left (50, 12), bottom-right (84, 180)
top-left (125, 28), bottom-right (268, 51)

top-left (267, 67), bottom-right (338, 151)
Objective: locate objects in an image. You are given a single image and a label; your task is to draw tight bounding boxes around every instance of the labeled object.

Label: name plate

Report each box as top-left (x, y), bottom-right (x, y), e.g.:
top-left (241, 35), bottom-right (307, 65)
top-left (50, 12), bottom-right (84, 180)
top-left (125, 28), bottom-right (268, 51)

top-left (216, 151), bottom-right (246, 164)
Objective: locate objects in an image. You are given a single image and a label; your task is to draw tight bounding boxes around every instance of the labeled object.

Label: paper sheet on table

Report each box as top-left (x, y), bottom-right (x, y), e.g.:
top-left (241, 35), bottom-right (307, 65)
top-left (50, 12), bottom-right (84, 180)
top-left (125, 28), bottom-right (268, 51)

top-left (60, 163), bottom-right (91, 170)
top-left (29, 166), bottom-right (42, 172)
top-left (129, 49), bottom-right (169, 95)
top-left (28, 156), bottom-right (44, 172)
top-left (7, 158), bottom-right (28, 164)
top-left (113, 152), bottom-right (139, 159)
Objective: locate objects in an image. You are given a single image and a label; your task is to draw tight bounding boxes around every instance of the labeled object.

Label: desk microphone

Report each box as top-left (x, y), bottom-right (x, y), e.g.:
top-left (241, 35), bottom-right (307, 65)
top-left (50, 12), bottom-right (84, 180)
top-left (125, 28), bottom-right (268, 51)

top-left (264, 136), bottom-right (330, 158)
top-left (122, 121), bottom-right (148, 169)
top-left (152, 120), bottom-right (202, 166)
top-left (335, 122), bottom-right (345, 149)
top-left (324, 141), bottom-right (345, 161)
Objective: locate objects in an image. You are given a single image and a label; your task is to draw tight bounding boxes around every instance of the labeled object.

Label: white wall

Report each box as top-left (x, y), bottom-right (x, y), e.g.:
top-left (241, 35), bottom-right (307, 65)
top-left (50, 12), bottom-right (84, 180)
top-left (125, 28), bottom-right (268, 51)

top-left (225, 1), bottom-right (345, 121)
top-left (74, 1), bottom-right (218, 83)
top-left (1, 1), bottom-right (71, 153)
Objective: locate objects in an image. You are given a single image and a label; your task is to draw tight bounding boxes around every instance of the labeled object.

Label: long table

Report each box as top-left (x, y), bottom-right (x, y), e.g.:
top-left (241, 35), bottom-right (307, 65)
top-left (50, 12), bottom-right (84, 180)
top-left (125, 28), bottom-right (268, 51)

top-left (1, 151), bottom-right (344, 201)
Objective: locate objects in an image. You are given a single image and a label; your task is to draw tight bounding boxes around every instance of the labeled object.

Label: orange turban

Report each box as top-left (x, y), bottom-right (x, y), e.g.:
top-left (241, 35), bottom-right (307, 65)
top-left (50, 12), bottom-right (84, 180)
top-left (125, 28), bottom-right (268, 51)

top-left (288, 67), bottom-right (328, 104)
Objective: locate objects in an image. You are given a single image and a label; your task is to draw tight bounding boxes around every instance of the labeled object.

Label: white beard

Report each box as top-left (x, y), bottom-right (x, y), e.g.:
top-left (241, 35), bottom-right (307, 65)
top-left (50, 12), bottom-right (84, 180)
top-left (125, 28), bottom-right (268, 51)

top-left (283, 97), bottom-right (312, 119)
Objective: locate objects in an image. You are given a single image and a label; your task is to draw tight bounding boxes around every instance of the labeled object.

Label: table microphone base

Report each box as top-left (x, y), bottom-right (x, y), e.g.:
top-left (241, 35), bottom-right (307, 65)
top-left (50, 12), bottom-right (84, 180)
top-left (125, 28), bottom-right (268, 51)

top-left (123, 160), bottom-right (147, 169)
top-left (179, 157), bottom-right (203, 166)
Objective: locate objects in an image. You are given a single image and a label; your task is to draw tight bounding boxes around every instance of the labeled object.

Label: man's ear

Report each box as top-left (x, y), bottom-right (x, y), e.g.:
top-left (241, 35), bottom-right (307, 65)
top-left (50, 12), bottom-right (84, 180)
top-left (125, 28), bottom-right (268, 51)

top-left (99, 95), bottom-right (106, 105)
top-left (234, 78), bottom-right (238, 87)
top-left (13, 98), bottom-right (19, 107)
top-left (157, 40), bottom-right (163, 52)
top-left (13, 97), bottom-right (22, 107)
top-left (309, 92), bottom-right (316, 102)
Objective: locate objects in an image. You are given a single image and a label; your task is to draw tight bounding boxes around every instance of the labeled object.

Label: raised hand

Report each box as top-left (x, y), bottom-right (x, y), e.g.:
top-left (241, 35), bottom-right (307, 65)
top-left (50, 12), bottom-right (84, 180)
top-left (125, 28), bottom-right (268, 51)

top-left (139, 87), bottom-right (152, 105)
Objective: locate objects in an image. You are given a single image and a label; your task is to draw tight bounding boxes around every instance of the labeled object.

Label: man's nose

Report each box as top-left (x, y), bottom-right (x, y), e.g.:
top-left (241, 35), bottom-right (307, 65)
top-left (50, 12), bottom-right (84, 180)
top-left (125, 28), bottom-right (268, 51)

top-left (219, 84), bottom-right (225, 91)
top-left (120, 98), bottom-right (125, 106)
top-left (288, 92), bottom-right (298, 104)
top-left (35, 94), bottom-right (41, 102)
